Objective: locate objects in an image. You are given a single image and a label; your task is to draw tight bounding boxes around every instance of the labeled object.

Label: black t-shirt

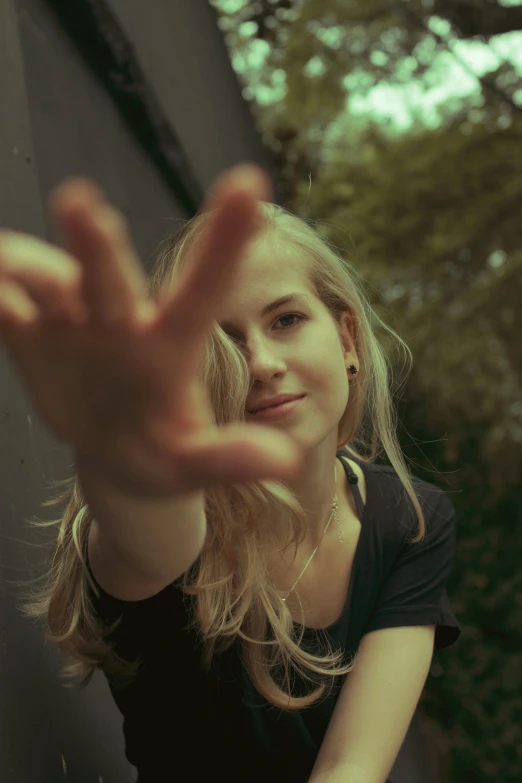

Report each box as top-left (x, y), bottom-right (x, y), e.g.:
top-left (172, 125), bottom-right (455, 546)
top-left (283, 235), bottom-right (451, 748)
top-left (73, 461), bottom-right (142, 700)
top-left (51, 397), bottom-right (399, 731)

top-left (86, 450), bottom-right (461, 783)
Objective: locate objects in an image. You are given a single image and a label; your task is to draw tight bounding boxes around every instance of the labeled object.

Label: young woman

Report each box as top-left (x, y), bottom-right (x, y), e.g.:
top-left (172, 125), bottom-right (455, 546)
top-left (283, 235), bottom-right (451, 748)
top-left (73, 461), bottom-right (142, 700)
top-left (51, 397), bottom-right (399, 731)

top-left (4, 164), bottom-right (460, 783)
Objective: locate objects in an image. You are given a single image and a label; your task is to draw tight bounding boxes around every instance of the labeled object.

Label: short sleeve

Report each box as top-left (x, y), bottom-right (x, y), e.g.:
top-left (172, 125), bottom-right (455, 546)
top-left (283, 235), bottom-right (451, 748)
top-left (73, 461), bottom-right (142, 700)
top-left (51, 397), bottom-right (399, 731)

top-left (83, 544), bottom-right (190, 655)
top-left (363, 490), bottom-right (461, 650)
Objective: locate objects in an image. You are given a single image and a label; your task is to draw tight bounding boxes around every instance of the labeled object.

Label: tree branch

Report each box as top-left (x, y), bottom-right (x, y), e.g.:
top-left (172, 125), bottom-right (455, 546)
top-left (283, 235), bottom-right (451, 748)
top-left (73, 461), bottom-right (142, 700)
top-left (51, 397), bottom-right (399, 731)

top-left (432, 0), bottom-right (522, 40)
top-left (395, 1), bottom-right (522, 117)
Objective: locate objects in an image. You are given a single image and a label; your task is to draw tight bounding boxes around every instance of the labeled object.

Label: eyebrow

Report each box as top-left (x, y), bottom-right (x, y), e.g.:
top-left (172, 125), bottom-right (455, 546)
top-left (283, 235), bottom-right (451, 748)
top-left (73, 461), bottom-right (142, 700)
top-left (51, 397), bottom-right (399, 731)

top-left (218, 294), bottom-right (310, 332)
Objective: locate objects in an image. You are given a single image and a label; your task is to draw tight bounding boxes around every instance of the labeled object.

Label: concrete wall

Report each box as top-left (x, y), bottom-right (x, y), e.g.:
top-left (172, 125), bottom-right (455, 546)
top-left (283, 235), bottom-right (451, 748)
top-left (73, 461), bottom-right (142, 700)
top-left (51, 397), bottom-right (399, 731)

top-left (0, 1), bottom-right (269, 781)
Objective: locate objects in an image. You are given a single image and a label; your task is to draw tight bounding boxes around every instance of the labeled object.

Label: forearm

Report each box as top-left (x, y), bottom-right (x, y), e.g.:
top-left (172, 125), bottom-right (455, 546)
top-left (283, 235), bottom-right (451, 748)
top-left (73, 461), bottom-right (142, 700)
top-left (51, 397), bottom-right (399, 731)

top-left (78, 456), bottom-right (207, 586)
top-left (309, 760), bottom-right (384, 783)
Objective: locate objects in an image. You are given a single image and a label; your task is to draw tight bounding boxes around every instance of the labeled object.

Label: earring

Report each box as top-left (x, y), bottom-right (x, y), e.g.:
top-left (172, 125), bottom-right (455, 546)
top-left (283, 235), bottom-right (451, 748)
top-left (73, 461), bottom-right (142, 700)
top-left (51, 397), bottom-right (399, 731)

top-left (348, 364), bottom-right (358, 375)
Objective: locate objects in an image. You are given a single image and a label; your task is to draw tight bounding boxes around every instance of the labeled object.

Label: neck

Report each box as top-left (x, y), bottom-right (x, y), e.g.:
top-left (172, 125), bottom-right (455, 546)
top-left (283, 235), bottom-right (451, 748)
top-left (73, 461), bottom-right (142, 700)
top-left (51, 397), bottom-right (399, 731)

top-left (283, 436), bottom-right (340, 547)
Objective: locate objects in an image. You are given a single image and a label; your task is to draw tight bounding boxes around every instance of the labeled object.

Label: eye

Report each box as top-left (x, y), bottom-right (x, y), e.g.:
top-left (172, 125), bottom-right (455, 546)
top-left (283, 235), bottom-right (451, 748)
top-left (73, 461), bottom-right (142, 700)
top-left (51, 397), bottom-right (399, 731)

top-left (274, 313), bottom-right (306, 330)
top-left (224, 313), bottom-right (306, 346)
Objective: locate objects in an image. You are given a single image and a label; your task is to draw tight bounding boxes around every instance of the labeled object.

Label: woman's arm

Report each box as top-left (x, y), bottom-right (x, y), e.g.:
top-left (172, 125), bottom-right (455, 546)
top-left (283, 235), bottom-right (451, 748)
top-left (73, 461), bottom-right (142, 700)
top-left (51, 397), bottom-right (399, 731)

top-left (82, 459), bottom-right (207, 600)
top-left (308, 624), bottom-right (436, 783)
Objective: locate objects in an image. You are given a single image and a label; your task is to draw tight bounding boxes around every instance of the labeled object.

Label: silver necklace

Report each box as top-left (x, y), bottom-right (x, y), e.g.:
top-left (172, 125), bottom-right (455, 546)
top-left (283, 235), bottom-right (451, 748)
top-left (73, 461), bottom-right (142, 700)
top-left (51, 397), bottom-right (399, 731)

top-left (281, 463), bottom-right (342, 603)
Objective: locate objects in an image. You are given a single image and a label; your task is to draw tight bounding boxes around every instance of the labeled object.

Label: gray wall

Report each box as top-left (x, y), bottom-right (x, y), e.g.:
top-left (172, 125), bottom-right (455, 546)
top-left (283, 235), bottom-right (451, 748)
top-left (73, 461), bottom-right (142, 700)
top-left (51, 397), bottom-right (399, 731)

top-left (0, 1), bottom-right (269, 781)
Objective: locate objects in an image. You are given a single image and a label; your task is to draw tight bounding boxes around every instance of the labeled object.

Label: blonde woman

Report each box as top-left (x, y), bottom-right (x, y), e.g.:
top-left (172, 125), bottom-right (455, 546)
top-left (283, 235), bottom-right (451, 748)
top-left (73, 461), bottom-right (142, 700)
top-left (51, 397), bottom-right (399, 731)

top-left (4, 164), bottom-right (460, 783)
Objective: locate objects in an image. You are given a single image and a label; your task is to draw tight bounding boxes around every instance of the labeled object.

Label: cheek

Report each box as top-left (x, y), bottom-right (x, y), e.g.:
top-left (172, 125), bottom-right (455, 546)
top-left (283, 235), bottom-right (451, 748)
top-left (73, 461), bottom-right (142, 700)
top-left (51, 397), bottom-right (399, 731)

top-left (296, 325), bottom-right (350, 417)
top-left (297, 342), bottom-right (348, 398)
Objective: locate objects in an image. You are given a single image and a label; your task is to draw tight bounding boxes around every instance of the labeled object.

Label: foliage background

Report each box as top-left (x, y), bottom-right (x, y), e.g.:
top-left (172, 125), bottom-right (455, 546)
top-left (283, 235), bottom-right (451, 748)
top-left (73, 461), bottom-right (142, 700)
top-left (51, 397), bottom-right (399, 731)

top-left (210, 1), bottom-right (522, 781)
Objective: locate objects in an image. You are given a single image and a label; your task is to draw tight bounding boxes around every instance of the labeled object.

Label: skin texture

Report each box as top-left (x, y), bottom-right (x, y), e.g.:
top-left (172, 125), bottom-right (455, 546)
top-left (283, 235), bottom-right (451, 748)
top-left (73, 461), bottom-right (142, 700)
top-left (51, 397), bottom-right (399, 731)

top-left (218, 233), bottom-right (358, 546)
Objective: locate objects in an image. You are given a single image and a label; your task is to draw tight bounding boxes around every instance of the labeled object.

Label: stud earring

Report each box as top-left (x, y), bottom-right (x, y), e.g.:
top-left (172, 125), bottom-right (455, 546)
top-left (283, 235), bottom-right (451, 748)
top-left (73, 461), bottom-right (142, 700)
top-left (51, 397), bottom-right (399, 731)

top-left (348, 364), bottom-right (358, 375)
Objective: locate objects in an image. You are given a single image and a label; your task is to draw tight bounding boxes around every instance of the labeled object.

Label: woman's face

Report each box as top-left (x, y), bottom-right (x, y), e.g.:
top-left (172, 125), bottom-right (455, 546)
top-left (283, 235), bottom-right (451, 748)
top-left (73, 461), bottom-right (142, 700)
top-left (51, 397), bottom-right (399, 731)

top-left (217, 234), bottom-right (357, 451)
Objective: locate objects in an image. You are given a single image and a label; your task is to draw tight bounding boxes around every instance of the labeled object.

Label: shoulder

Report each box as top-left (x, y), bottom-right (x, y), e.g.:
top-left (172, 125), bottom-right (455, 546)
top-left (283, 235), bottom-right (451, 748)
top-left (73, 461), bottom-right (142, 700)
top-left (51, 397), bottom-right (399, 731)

top-left (366, 461), bottom-right (451, 501)
top-left (86, 552), bottom-right (190, 642)
top-left (359, 459), bottom-right (456, 537)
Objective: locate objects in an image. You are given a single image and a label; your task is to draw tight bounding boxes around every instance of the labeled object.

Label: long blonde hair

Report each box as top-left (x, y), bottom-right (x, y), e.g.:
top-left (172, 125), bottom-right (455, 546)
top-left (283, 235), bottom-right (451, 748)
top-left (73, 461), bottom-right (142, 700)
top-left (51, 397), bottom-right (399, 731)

top-left (22, 202), bottom-right (425, 710)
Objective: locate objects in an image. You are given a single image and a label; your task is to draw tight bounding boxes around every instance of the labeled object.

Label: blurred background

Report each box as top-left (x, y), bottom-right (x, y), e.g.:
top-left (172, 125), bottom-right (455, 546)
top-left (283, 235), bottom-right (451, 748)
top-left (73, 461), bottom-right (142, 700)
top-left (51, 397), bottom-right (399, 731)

top-left (0, 1), bottom-right (520, 782)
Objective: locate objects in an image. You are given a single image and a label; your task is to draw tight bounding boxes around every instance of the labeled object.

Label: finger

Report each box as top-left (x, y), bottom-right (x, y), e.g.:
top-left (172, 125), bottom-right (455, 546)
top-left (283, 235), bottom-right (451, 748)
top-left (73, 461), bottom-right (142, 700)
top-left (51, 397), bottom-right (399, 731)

top-left (201, 162), bottom-right (272, 214)
top-left (0, 279), bottom-right (39, 325)
top-left (167, 424), bottom-right (302, 492)
top-left (48, 178), bottom-right (148, 327)
top-left (0, 231), bottom-right (85, 321)
top-left (156, 165), bottom-right (272, 374)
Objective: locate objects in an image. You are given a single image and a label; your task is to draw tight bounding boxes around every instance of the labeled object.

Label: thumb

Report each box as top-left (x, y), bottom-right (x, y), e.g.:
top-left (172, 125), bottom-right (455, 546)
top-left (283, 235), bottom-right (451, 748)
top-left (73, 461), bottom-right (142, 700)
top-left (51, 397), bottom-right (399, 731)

top-left (177, 424), bottom-right (302, 490)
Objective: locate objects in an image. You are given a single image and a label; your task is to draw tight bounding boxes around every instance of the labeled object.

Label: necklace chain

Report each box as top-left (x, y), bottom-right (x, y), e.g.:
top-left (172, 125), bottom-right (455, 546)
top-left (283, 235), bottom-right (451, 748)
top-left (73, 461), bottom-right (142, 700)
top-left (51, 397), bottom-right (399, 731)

top-left (281, 464), bottom-right (342, 603)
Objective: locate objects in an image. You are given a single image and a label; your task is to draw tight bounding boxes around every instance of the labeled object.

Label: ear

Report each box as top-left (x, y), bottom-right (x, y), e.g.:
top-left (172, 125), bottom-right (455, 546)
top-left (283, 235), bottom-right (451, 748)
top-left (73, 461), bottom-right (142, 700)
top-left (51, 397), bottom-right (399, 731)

top-left (339, 311), bottom-right (358, 359)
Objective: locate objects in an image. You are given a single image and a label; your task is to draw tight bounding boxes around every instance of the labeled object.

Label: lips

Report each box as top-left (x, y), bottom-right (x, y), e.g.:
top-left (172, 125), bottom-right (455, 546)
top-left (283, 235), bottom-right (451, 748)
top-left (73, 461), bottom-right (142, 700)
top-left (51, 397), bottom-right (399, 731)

top-left (249, 394), bottom-right (304, 413)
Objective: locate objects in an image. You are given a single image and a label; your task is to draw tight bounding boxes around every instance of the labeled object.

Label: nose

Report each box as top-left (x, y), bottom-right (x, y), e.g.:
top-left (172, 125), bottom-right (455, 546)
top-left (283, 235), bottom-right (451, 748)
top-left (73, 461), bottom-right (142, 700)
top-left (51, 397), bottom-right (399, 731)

top-left (241, 339), bottom-right (288, 392)
top-left (247, 340), bottom-right (287, 376)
